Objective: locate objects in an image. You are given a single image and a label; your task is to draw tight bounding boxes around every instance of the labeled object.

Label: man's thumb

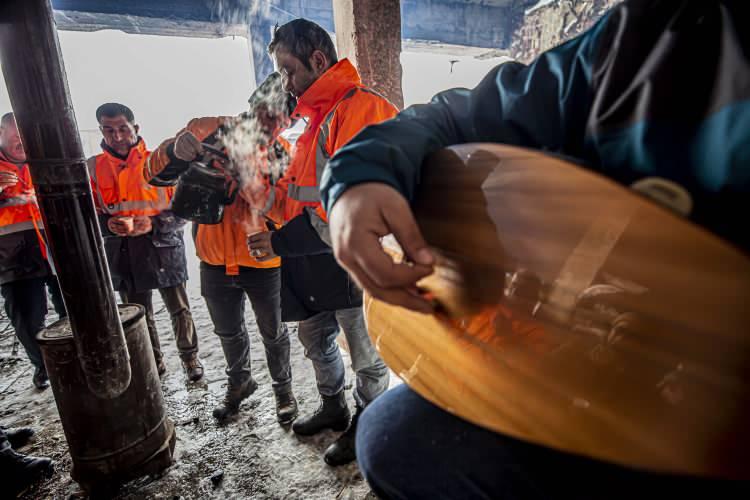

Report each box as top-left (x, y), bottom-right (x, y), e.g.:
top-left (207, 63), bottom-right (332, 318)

top-left (384, 200), bottom-right (434, 266)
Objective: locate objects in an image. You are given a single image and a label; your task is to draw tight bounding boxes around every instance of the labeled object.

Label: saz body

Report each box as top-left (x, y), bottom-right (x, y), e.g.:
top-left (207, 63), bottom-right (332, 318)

top-left (365, 144), bottom-right (750, 479)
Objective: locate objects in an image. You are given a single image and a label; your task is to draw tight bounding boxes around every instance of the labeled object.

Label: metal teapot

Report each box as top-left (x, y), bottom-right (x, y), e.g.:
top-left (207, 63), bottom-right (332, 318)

top-left (170, 143), bottom-right (238, 225)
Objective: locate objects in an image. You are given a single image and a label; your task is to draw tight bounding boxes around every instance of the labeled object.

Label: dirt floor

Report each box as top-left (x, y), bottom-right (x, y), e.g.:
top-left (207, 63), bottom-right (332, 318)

top-left (0, 244), bottom-right (382, 499)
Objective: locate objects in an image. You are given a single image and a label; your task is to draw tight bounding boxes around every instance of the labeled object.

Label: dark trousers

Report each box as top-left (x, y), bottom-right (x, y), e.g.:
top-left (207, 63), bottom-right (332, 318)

top-left (1, 276), bottom-right (65, 370)
top-left (201, 264), bottom-right (291, 394)
top-left (356, 384), bottom-right (742, 500)
top-left (120, 283), bottom-right (198, 363)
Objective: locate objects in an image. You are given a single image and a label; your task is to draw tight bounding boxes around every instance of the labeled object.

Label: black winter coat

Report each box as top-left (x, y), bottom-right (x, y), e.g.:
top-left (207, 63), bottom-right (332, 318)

top-left (99, 211), bottom-right (189, 293)
top-left (0, 229), bottom-right (52, 286)
top-left (270, 209), bottom-right (361, 322)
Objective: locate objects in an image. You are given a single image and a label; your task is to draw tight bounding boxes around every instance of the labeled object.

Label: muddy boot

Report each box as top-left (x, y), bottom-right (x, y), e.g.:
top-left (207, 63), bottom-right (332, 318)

top-left (1, 426), bottom-right (34, 449)
top-left (213, 377), bottom-right (258, 421)
top-left (182, 357), bottom-right (204, 382)
top-left (324, 405), bottom-right (362, 466)
top-left (275, 391), bottom-right (298, 425)
top-left (32, 366), bottom-right (49, 390)
top-left (292, 392), bottom-right (350, 436)
top-left (1, 446), bottom-right (53, 497)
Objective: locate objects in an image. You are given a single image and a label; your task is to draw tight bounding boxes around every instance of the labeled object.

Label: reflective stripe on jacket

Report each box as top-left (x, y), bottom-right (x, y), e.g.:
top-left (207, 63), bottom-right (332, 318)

top-left (147, 116), bottom-right (280, 275)
top-left (88, 139), bottom-right (170, 216)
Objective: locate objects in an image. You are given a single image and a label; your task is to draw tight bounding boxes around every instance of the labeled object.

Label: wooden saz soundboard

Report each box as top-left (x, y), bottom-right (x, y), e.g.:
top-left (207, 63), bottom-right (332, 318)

top-left (364, 144), bottom-right (750, 479)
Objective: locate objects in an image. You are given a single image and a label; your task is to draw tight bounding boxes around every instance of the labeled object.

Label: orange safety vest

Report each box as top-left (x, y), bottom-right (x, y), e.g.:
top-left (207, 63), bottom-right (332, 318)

top-left (0, 152), bottom-right (47, 258)
top-left (147, 117), bottom-right (280, 275)
top-left (261, 59), bottom-right (398, 225)
top-left (88, 139), bottom-right (171, 217)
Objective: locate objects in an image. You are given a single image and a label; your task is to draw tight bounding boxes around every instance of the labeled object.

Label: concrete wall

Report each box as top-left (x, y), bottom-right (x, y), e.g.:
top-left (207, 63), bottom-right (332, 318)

top-left (509, 0), bottom-right (621, 63)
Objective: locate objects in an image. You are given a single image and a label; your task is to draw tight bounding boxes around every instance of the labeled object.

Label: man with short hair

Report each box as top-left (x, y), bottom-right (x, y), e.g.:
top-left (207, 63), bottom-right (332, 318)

top-left (145, 78), bottom-right (298, 425)
top-left (0, 112), bottom-right (66, 390)
top-left (247, 18), bottom-right (395, 466)
top-left (89, 102), bottom-right (203, 381)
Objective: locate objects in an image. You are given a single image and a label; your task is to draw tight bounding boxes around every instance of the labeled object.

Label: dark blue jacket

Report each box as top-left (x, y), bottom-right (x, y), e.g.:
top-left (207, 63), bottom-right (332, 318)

top-left (270, 210), bottom-right (362, 322)
top-left (99, 211), bottom-right (188, 294)
top-left (322, 0), bottom-right (750, 253)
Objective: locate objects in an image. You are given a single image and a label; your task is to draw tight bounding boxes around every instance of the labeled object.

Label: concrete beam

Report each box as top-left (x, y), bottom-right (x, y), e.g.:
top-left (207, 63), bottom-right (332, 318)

top-left (53, 9), bottom-right (246, 38)
top-left (52, 0), bottom-right (523, 50)
top-left (333, 0), bottom-right (404, 109)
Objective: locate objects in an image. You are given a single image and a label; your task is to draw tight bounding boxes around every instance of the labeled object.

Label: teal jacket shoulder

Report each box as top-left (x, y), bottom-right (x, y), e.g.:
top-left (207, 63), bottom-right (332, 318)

top-left (322, 0), bottom-right (750, 252)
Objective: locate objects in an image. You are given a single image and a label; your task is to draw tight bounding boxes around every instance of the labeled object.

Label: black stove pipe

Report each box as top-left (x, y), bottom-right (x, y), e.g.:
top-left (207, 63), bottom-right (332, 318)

top-left (0, 0), bottom-right (131, 398)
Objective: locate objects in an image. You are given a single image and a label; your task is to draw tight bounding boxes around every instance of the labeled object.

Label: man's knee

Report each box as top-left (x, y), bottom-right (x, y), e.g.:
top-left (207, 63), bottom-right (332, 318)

top-left (356, 386), bottom-right (428, 496)
top-left (260, 323), bottom-right (289, 345)
top-left (356, 395), bottom-right (397, 490)
top-left (297, 314), bottom-right (339, 352)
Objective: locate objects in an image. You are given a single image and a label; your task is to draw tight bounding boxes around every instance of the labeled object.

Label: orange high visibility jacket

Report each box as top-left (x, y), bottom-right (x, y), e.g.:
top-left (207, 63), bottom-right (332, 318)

top-left (146, 117), bottom-right (280, 275)
top-left (0, 150), bottom-right (51, 285)
top-left (260, 59), bottom-right (398, 225)
top-left (0, 152), bottom-right (43, 237)
top-left (87, 139), bottom-right (171, 217)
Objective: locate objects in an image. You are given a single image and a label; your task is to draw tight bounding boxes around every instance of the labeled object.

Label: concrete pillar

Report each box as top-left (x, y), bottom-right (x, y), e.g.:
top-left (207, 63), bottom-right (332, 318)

top-left (333, 0), bottom-right (404, 109)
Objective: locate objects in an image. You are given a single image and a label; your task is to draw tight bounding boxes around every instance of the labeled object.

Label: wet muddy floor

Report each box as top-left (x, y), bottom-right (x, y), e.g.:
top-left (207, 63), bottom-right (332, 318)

top-left (1, 247), bottom-right (381, 499)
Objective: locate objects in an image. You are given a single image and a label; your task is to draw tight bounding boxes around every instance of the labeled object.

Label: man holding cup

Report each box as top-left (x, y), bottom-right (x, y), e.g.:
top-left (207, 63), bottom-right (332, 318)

top-left (88, 103), bottom-right (204, 381)
top-left (0, 112), bottom-right (66, 390)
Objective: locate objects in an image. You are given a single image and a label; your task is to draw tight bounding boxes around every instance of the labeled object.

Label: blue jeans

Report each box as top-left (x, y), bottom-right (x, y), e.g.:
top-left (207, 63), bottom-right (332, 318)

top-left (297, 307), bottom-right (388, 407)
top-left (201, 264), bottom-right (291, 394)
top-left (357, 385), bottom-right (741, 500)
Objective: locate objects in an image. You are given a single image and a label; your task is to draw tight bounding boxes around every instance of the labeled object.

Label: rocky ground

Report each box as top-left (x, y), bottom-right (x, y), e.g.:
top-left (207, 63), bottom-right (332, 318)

top-left (0, 244), bottom-right (384, 499)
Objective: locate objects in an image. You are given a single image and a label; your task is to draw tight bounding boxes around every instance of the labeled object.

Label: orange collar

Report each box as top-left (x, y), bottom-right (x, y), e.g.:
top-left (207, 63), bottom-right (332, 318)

top-left (101, 138), bottom-right (148, 165)
top-left (0, 149), bottom-right (26, 169)
top-left (293, 59), bottom-right (362, 122)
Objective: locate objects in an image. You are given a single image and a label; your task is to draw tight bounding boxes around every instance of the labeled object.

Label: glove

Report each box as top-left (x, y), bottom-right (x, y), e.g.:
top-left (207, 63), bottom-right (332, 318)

top-left (173, 130), bottom-right (203, 162)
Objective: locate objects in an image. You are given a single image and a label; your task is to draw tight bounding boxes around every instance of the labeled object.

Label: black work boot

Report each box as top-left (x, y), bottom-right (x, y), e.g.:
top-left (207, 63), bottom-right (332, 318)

top-left (324, 405), bottom-right (362, 466)
top-left (32, 367), bottom-right (49, 390)
top-left (1, 426), bottom-right (35, 449)
top-left (275, 390), bottom-right (299, 425)
top-left (292, 392), bottom-right (350, 436)
top-left (213, 377), bottom-right (258, 421)
top-left (1, 446), bottom-right (54, 497)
